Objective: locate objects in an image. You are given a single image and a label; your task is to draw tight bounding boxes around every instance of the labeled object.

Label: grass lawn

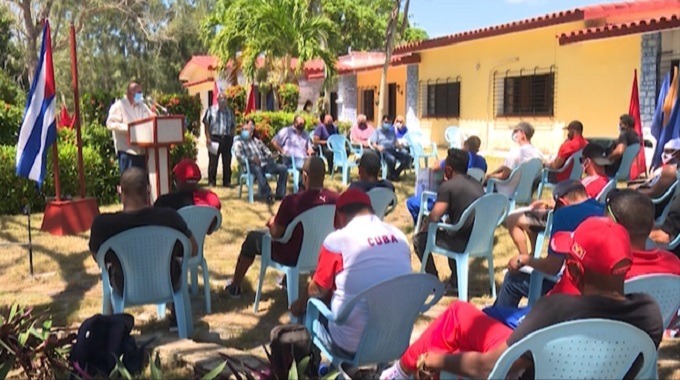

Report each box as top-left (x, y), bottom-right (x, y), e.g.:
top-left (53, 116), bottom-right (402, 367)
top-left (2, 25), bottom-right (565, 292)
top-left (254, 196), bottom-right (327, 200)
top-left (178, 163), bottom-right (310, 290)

top-left (0, 155), bottom-right (678, 378)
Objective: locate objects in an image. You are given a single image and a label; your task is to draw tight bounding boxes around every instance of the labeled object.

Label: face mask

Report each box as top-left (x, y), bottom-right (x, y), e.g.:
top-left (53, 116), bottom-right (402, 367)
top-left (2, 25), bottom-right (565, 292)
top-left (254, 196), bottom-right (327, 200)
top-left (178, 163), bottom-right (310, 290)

top-left (395, 122), bottom-right (403, 129)
top-left (325, 123), bottom-right (333, 128)
top-left (382, 123), bottom-right (392, 130)
top-left (295, 124), bottom-right (305, 131)
top-left (134, 92), bottom-right (144, 104)
top-left (512, 132), bottom-right (520, 143)
top-left (662, 152), bottom-right (676, 165)
top-left (359, 123), bottom-right (367, 129)
top-left (218, 100), bottom-right (227, 108)
top-left (240, 130), bottom-right (251, 140)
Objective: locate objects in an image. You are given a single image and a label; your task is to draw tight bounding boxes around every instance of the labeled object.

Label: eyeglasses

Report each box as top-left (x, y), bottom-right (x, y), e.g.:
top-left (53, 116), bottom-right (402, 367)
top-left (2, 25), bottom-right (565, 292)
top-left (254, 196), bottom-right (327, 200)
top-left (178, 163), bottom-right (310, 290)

top-left (579, 156), bottom-right (587, 164)
top-left (604, 189), bottom-right (621, 223)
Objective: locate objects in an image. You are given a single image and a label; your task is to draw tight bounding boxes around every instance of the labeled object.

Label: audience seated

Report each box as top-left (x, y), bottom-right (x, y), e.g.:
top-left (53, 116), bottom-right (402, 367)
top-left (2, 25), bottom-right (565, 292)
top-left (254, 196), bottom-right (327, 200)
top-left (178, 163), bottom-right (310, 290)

top-left (348, 151), bottom-right (394, 192)
top-left (290, 188), bottom-right (412, 355)
top-left (605, 114), bottom-right (641, 178)
top-left (579, 143), bottom-right (610, 197)
top-left (544, 120), bottom-right (587, 183)
top-left (233, 120), bottom-right (289, 203)
top-left (381, 217), bottom-right (664, 380)
top-left (496, 180), bottom-right (603, 307)
top-left (225, 157), bottom-right (338, 298)
top-left (394, 114), bottom-right (408, 144)
top-left (349, 114), bottom-right (374, 148)
top-left (631, 138), bottom-right (680, 218)
top-left (154, 159), bottom-right (221, 210)
top-left (485, 122), bottom-right (544, 197)
top-left (313, 113), bottom-right (339, 173)
top-left (412, 149), bottom-right (484, 291)
top-left (650, 194), bottom-right (680, 258)
top-left (368, 115), bottom-right (413, 181)
top-left (272, 115), bottom-right (315, 172)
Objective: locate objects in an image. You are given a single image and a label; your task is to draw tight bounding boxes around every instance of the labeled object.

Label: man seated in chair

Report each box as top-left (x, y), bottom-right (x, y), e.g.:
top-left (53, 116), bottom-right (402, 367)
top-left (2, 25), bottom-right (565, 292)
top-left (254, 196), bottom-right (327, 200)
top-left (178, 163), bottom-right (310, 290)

top-left (289, 188), bottom-right (411, 356)
top-left (313, 113), bottom-right (339, 173)
top-left (381, 217), bottom-right (664, 380)
top-left (605, 114), bottom-right (641, 178)
top-left (349, 114), bottom-right (375, 148)
top-left (629, 138), bottom-right (680, 218)
top-left (225, 157), bottom-right (338, 298)
top-left (154, 159), bottom-right (221, 211)
top-left (233, 120), bottom-right (289, 203)
top-left (368, 115), bottom-right (412, 181)
top-left (543, 120), bottom-right (587, 183)
top-left (89, 168), bottom-right (198, 326)
top-left (348, 151), bottom-right (394, 192)
top-left (413, 148), bottom-right (484, 293)
top-left (651, 194), bottom-right (680, 259)
top-left (496, 180), bottom-right (603, 308)
top-left (485, 122), bottom-right (543, 197)
top-left (272, 115), bottom-right (315, 173)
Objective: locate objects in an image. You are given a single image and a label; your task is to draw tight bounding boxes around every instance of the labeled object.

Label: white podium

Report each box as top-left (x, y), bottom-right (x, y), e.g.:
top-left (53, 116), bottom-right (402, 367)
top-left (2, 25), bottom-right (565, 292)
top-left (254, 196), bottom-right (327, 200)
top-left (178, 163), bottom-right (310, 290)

top-left (128, 115), bottom-right (185, 203)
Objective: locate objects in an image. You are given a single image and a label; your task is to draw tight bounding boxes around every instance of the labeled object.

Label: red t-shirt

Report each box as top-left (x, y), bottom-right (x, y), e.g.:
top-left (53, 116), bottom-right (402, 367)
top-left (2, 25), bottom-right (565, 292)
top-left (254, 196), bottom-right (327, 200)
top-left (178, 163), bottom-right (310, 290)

top-left (193, 189), bottom-right (221, 209)
top-left (272, 188), bottom-right (338, 265)
top-left (549, 248), bottom-right (680, 296)
top-left (555, 135), bottom-right (588, 182)
top-left (581, 174), bottom-right (609, 199)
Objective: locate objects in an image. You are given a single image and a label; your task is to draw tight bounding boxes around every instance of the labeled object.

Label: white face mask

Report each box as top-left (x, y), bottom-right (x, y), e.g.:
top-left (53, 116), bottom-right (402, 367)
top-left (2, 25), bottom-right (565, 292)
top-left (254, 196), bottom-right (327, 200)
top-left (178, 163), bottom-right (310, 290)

top-left (662, 152), bottom-right (676, 165)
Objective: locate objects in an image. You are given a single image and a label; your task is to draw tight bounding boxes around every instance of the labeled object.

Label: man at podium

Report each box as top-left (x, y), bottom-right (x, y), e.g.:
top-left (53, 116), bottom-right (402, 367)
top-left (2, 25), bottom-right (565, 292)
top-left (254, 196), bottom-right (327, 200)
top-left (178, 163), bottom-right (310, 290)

top-left (106, 82), bottom-right (154, 174)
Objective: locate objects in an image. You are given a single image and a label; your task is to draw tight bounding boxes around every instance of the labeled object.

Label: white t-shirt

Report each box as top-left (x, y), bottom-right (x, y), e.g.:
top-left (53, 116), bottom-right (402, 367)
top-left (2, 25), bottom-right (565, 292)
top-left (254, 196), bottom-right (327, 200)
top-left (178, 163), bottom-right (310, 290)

top-left (312, 214), bottom-right (412, 353)
top-left (496, 143), bottom-right (543, 197)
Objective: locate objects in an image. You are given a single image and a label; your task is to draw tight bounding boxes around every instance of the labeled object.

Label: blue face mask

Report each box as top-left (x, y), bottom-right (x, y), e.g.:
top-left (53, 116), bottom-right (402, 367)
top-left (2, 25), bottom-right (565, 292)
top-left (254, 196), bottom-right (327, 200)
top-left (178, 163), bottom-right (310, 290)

top-left (240, 130), bottom-right (251, 140)
top-left (134, 92), bottom-right (144, 104)
top-left (382, 123), bottom-right (392, 130)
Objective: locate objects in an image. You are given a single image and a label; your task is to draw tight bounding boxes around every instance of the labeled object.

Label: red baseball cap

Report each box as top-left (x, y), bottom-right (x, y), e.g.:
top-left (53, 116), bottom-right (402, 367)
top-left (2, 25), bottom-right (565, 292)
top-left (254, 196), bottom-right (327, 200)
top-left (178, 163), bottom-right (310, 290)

top-left (550, 217), bottom-right (633, 276)
top-left (334, 188), bottom-right (372, 229)
top-left (173, 159), bottom-right (202, 184)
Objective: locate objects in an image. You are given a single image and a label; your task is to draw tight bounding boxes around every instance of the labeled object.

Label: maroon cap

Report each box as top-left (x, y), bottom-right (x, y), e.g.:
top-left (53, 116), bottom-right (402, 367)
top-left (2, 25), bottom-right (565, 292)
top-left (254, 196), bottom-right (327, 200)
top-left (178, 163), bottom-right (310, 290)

top-left (334, 188), bottom-right (372, 229)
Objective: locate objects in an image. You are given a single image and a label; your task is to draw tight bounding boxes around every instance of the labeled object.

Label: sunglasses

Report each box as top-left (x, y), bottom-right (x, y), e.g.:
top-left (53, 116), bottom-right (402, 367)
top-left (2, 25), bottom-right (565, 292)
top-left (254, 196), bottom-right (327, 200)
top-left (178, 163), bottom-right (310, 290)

top-left (604, 189), bottom-right (622, 223)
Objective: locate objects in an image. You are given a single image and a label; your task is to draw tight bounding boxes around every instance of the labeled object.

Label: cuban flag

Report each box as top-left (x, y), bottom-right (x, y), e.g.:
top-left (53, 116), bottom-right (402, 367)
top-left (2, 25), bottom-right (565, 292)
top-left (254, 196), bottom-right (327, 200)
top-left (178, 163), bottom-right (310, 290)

top-left (16, 21), bottom-right (57, 188)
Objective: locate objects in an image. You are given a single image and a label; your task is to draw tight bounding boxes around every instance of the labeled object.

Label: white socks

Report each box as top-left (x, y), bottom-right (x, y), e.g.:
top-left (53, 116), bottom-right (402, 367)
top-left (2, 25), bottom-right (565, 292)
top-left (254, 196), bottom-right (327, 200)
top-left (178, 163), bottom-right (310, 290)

top-left (380, 362), bottom-right (408, 379)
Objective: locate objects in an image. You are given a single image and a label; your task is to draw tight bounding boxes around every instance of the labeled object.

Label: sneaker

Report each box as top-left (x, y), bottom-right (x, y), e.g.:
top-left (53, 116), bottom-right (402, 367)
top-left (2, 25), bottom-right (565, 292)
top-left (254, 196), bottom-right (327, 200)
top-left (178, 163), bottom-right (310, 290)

top-left (225, 280), bottom-right (242, 299)
top-left (266, 195), bottom-right (275, 205)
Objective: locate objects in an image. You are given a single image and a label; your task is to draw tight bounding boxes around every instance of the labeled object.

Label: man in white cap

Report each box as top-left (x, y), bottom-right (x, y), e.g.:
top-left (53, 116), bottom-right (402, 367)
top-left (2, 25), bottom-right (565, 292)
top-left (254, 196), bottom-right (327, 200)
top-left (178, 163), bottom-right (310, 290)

top-left (630, 137), bottom-right (680, 218)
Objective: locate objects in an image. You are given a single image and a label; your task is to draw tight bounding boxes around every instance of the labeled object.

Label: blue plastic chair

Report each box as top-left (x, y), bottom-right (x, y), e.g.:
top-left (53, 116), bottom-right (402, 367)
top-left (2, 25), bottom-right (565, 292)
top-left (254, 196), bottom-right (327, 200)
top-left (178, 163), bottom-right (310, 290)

top-left (405, 131), bottom-right (437, 174)
top-left (487, 158), bottom-right (542, 212)
top-left (536, 149), bottom-right (583, 199)
top-left (613, 143), bottom-right (641, 181)
top-left (284, 155), bottom-right (302, 193)
top-left (651, 172), bottom-right (680, 227)
top-left (487, 319), bottom-right (659, 379)
top-left (328, 135), bottom-right (361, 185)
top-left (467, 167), bottom-right (485, 183)
top-left (532, 209), bottom-right (554, 259)
top-left (444, 126), bottom-right (462, 148)
top-left (305, 273), bottom-right (444, 369)
top-left (625, 274), bottom-right (680, 329)
top-left (367, 187), bottom-right (397, 220)
top-left (178, 206), bottom-right (222, 313)
top-left (253, 205), bottom-right (336, 318)
top-left (95, 226), bottom-right (193, 338)
top-left (414, 190), bottom-right (438, 234)
top-left (232, 139), bottom-right (276, 204)
top-left (367, 140), bottom-right (388, 180)
top-left (596, 178), bottom-right (617, 204)
top-left (420, 193), bottom-right (510, 301)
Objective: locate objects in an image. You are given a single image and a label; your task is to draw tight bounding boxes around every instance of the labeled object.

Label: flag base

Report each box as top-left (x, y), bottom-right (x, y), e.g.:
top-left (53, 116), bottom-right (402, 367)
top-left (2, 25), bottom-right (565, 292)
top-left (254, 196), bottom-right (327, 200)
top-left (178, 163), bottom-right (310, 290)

top-left (40, 197), bottom-right (100, 236)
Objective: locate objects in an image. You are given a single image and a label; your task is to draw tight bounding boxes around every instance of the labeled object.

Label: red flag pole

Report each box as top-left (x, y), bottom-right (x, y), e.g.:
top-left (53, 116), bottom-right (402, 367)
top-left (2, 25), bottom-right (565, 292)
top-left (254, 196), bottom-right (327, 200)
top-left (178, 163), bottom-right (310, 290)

top-left (51, 143), bottom-right (61, 201)
top-left (69, 24), bottom-right (85, 198)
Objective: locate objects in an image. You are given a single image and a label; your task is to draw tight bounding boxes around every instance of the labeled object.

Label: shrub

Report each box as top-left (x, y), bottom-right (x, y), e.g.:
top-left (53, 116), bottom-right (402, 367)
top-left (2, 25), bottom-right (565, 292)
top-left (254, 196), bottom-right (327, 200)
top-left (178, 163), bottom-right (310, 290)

top-left (0, 71), bottom-right (23, 106)
top-left (278, 83), bottom-right (299, 113)
top-left (0, 101), bottom-right (22, 146)
top-left (81, 91), bottom-right (119, 126)
top-left (156, 93), bottom-right (202, 135)
top-left (223, 85), bottom-right (246, 116)
top-left (170, 131), bottom-right (198, 170)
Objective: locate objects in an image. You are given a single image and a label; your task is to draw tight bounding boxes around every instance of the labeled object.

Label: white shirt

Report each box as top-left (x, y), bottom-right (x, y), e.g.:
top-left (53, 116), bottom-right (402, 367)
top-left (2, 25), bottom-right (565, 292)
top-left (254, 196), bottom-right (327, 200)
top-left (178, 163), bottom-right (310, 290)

top-left (312, 214), bottom-right (412, 353)
top-left (105, 98), bottom-right (153, 155)
top-left (496, 143), bottom-right (544, 197)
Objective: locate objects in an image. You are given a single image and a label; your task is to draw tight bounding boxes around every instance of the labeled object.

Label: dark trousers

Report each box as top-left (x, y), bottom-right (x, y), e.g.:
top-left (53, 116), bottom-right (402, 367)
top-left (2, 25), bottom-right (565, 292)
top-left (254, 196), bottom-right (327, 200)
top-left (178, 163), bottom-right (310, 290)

top-left (117, 152), bottom-right (147, 175)
top-left (250, 160), bottom-right (289, 198)
top-left (383, 147), bottom-right (412, 178)
top-left (208, 135), bottom-right (234, 186)
top-left (493, 270), bottom-right (555, 308)
top-left (413, 230), bottom-right (458, 284)
top-left (319, 145), bottom-right (334, 173)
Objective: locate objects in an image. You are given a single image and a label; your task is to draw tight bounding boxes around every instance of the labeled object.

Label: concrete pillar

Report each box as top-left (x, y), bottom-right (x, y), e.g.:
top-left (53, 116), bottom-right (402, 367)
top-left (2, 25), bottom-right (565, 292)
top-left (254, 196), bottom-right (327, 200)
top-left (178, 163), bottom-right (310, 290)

top-left (337, 74), bottom-right (357, 124)
top-left (640, 32), bottom-right (661, 131)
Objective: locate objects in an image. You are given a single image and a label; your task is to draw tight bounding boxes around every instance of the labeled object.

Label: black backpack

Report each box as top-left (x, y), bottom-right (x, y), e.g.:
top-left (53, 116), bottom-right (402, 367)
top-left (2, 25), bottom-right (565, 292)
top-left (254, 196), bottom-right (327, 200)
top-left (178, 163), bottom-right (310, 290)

top-left (69, 313), bottom-right (148, 377)
top-left (266, 324), bottom-right (319, 379)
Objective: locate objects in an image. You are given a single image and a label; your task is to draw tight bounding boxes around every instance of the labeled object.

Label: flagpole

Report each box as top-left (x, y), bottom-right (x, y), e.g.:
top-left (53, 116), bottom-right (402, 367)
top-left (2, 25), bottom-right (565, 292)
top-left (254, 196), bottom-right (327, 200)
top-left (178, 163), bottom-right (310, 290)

top-left (69, 24), bottom-right (86, 198)
top-left (52, 143), bottom-right (61, 201)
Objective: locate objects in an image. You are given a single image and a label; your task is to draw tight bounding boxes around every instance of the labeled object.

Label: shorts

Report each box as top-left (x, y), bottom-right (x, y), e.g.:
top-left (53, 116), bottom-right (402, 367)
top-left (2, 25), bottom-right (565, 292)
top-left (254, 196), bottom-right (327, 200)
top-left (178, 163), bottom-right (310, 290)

top-left (523, 209), bottom-right (549, 233)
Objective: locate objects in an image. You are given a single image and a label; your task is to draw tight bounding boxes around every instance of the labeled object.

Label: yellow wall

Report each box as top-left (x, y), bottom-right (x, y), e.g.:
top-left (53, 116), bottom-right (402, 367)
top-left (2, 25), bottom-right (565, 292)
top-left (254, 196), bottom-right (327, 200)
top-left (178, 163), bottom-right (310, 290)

top-left (355, 65), bottom-right (407, 123)
top-left (412, 21), bottom-right (641, 153)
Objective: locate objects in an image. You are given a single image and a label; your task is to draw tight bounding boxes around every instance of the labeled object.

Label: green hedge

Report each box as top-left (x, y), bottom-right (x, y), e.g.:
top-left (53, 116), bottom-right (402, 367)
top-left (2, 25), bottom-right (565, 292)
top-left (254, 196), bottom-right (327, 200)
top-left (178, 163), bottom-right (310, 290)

top-left (278, 84), bottom-right (299, 113)
top-left (156, 93), bottom-right (202, 135)
top-left (81, 91), bottom-right (118, 126)
top-left (0, 101), bottom-right (22, 146)
top-left (245, 111), bottom-right (351, 148)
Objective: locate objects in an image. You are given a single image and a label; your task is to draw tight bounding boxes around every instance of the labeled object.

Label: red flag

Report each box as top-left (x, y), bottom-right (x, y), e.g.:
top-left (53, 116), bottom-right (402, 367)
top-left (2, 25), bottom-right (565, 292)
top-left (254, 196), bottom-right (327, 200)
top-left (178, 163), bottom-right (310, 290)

top-left (245, 84), bottom-right (256, 115)
top-left (212, 81), bottom-right (219, 107)
top-left (629, 69), bottom-right (646, 180)
top-left (57, 105), bottom-right (73, 129)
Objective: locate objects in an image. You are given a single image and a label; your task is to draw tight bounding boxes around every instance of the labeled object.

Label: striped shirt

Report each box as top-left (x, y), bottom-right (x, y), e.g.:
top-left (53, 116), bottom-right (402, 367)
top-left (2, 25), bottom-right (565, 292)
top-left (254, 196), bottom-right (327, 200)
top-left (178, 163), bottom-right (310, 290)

top-left (233, 137), bottom-right (273, 166)
top-left (203, 106), bottom-right (235, 137)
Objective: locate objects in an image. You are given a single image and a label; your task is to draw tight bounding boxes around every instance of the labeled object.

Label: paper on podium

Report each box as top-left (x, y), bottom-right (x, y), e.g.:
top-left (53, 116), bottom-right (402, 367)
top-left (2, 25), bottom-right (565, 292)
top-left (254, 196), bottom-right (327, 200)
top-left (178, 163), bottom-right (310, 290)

top-left (208, 141), bottom-right (219, 155)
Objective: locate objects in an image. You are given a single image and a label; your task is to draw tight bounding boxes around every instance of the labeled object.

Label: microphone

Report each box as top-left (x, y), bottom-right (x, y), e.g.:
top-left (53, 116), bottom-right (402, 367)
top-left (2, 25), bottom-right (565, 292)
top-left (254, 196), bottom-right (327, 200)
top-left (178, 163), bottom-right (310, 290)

top-left (146, 96), bottom-right (168, 114)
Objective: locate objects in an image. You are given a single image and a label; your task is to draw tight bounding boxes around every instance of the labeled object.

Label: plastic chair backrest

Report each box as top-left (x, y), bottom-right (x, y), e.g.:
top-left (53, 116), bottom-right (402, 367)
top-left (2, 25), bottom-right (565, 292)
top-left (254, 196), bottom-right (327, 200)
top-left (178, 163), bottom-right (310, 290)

top-left (467, 168), bottom-right (485, 183)
top-left (367, 187), bottom-right (397, 219)
top-left (337, 273), bottom-right (444, 365)
top-left (405, 131), bottom-right (426, 156)
top-left (96, 226), bottom-right (190, 305)
top-left (445, 126), bottom-right (462, 148)
top-left (488, 319), bottom-right (658, 380)
top-left (461, 193), bottom-right (509, 255)
top-left (625, 274), bottom-right (680, 329)
top-left (567, 149), bottom-right (584, 180)
top-left (178, 206), bottom-right (222, 257)
top-left (596, 179), bottom-right (617, 204)
top-left (328, 134), bottom-right (349, 165)
top-left (514, 158), bottom-right (543, 204)
top-left (231, 137), bottom-right (251, 175)
top-left (283, 205), bottom-right (336, 272)
top-left (615, 143), bottom-right (641, 181)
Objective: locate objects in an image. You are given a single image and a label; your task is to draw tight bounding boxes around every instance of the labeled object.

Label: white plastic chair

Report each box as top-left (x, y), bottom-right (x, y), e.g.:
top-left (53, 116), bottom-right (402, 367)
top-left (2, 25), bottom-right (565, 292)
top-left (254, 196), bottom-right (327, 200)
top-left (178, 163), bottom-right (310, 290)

top-left (625, 274), bottom-right (680, 329)
top-left (95, 226), bottom-right (193, 338)
top-left (444, 126), bottom-right (462, 148)
top-left (405, 131), bottom-right (437, 174)
top-left (536, 149), bottom-right (583, 199)
top-left (328, 135), bottom-right (361, 185)
top-left (253, 205), bottom-right (336, 319)
top-left (487, 319), bottom-right (659, 379)
top-left (178, 205), bottom-right (221, 313)
top-left (467, 167), bottom-right (485, 183)
top-left (367, 187), bottom-right (397, 220)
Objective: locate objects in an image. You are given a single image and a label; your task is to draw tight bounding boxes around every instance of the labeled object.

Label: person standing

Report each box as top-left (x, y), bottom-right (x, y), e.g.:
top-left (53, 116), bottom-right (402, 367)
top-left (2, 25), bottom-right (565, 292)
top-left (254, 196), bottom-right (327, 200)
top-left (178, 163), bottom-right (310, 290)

top-left (203, 92), bottom-right (236, 187)
top-left (106, 82), bottom-right (153, 174)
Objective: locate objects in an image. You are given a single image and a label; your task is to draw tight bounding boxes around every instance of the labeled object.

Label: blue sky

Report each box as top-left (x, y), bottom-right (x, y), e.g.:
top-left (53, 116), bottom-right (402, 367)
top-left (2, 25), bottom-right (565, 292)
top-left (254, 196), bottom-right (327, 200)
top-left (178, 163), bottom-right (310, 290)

top-left (410, 0), bottom-right (622, 38)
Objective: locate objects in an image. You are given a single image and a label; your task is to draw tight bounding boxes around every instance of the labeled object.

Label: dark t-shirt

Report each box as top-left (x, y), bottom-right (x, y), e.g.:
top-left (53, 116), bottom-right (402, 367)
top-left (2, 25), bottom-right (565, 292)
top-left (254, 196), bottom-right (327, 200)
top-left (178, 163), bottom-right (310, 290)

top-left (606, 130), bottom-right (640, 177)
top-left (348, 179), bottom-right (395, 192)
top-left (273, 188), bottom-right (338, 265)
top-left (436, 174), bottom-right (484, 252)
top-left (153, 189), bottom-right (221, 210)
top-left (661, 195), bottom-right (680, 257)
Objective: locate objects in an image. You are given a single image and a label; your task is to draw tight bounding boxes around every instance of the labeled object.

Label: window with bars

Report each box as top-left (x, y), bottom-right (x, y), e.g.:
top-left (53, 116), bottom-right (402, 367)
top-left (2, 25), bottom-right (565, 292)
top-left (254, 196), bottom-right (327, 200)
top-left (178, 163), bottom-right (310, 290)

top-left (423, 82), bottom-right (461, 118)
top-left (362, 89), bottom-right (375, 121)
top-left (500, 73), bottom-right (555, 117)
